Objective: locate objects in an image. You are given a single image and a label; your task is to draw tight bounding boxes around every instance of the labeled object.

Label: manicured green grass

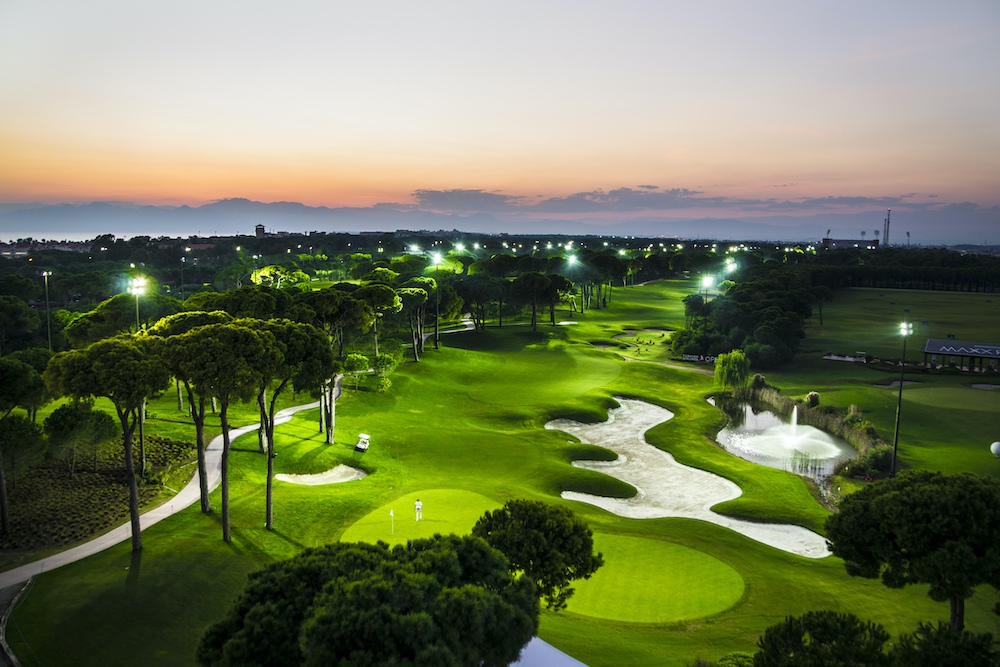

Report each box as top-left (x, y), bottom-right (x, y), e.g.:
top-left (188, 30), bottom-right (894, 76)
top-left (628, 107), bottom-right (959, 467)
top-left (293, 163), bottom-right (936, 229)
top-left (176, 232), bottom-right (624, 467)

top-left (800, 287), bottom-right (1000, 359)
top-left (8, 280), bottom-right (1000, 667)
top-left (341, 489), bottom-right (501, 545)
top-left (565, 533), bottom-right (744, 623)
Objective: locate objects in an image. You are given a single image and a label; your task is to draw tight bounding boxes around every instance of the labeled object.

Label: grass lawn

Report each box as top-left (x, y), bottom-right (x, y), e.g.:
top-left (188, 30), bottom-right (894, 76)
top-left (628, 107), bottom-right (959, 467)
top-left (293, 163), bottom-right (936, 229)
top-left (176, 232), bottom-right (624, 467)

top-left (7, 279), bottom-right (1000, 667)
top-left (564, 533), bottom-right (744, 624)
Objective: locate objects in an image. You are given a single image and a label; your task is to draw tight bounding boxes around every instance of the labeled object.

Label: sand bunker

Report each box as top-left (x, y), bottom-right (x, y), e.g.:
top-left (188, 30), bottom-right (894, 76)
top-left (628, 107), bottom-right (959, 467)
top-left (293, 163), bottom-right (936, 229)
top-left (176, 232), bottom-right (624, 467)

top-left (547, 399), bottom-right (830, 559)
top-left (872, 380), bottom-right (920, 388)
top-left (972, 384), bottom-right (1000, 390)
top-left (276, 465), bottom-right (367, 486)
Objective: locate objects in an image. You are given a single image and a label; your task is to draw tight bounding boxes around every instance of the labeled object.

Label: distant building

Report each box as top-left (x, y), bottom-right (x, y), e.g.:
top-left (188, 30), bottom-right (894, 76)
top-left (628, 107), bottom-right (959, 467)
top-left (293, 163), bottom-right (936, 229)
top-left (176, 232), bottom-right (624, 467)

top-left (255, 224), bottom-right (266, 239)
top-left (822, 238), bottom-right (879, 250)
top-left (0, 240), bottom-right (91, 258)
top-left (921, 339), bottom-right (1000, 372)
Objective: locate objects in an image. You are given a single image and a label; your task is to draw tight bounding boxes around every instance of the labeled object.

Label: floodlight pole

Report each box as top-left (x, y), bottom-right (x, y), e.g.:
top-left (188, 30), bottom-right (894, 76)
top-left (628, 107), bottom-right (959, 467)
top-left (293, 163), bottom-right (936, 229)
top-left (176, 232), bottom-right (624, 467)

top-left (42, 271), bottom-right (52, 351)
top-left (432, 253), bottom-right (442, 350)
top-left (890, 322), bottom-right (913, 476)
top-left (131, 276), bottom-right (147, 475)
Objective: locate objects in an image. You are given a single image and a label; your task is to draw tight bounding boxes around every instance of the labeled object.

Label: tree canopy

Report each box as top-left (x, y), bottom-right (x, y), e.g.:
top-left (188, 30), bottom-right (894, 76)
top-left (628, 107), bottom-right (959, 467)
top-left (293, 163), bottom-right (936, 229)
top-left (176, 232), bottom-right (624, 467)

top-left (714, 349), bottom-right (751, 391)
top-left (0, 294), bottom-right (40, 355)
top-left (44, 336), bottom-right (170, 551)
top-left (753, 610), bottom-right (891, 667)
top-left (472, 499), bottom-right (604, 611)
top-left (197, 535), bottom-right (538, 667)
top-left (45, 403), bottom-right (117, 475)
top-left (825, 470), bottom-right (1000, 632)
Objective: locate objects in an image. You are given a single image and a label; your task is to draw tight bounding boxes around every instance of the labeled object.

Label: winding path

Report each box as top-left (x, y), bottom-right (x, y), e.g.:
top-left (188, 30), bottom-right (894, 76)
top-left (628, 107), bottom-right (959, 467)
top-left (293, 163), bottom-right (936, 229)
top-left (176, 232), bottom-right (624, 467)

top-left (0, 397), bottom-right (325, 589)
top-left (548, 398), bottom-right (830, 559)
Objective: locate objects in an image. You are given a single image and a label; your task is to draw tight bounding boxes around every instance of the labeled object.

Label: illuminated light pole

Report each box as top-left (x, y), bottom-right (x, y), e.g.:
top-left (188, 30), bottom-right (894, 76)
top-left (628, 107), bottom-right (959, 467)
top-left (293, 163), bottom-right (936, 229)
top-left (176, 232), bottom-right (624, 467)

top-left (567, 255), bottom-right (578, 313)
top-left (130, 275), bottom-right (147, 475)
top-left (130, 277), bottom-right (146, 332)
top-left (432, 252), bottom-right (442, 350)
top-left (890, 322), bottom-right (914, 476)
top-left (700, 275), bottom-right (714, 350)
top-left (42, 271), bottom-right (52, 350)
top-left (180, 256), bottom-right (186, 300)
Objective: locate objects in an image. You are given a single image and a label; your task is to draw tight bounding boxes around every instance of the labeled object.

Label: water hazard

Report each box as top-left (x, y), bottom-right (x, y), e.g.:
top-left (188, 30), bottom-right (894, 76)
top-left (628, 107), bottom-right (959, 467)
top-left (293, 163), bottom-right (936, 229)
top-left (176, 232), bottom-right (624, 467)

top-left (715, 402), bottom-right (857, 481)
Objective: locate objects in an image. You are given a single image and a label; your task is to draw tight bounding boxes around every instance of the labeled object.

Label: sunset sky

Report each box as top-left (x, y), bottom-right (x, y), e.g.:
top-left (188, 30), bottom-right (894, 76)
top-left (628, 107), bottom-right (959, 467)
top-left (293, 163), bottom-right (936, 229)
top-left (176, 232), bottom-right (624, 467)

top-left (1, 1), bottom-right (997, 236)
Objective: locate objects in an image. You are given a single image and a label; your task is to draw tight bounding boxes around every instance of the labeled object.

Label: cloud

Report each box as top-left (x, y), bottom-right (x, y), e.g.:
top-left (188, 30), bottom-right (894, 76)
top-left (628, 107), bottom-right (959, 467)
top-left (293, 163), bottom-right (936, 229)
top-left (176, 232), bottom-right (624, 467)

top-left (533, 187), bottom-right (714, 213)
top-left (387, 185), bottom-right (990, 220)
top-left (373, 202), bottom-right (419, 211)
top-left (411, 189), bottom-right (528, 213)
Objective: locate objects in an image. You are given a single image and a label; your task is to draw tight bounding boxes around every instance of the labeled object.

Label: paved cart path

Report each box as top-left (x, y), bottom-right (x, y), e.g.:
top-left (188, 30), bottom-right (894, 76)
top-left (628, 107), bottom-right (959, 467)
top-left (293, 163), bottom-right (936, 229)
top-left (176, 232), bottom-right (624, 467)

top-left (0, 398), bottom-right (322, 590)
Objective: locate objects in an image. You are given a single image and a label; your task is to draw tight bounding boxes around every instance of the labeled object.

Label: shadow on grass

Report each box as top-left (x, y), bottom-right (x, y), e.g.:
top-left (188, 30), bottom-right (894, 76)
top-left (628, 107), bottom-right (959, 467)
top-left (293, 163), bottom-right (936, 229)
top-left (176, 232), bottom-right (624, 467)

top-left (125, 550), bottom-right (142, 599)
top-left (267, 529), bottom-right (306, 551)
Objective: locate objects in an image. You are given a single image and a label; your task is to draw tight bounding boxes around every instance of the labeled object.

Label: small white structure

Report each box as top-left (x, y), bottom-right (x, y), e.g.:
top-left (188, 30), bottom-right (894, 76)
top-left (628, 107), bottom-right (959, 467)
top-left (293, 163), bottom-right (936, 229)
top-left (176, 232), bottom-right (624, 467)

top-left (355, 433), bottom-right (371, 451)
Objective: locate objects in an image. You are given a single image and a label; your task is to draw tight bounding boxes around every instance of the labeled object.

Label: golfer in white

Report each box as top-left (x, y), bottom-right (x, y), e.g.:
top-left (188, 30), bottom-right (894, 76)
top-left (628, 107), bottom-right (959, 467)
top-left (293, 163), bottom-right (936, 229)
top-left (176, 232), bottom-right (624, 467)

top-left (415, 499), bottom-right (422, 521)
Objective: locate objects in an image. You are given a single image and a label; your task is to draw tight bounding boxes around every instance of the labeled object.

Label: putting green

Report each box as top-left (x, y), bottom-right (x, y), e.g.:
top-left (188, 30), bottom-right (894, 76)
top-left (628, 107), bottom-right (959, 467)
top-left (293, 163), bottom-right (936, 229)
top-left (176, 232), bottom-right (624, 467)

top-left (565, 533), bottom-right (745, 623)
top-left (899, 385), bottom-right (1000, 412)
top-left (339, 489), bottom-right (501, 546)
top-left (470, 345), bottom-right (621, 405)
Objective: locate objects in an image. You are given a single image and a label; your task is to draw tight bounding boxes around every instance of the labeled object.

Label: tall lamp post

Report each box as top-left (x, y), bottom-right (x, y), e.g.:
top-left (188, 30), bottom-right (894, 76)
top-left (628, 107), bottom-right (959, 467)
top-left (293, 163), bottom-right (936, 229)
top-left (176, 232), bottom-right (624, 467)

top-left (567, 255), bottom-right (578, 313)
top-left (130, 276), bottom-right (147, 474)
top-left (130, 277), bottom-right (146, 332)
top-left (432, 252), bottom-right (442, 350)
top-left (41, 271), bottom-right (52, 351)
top-left (700, 275), bottom-right (713, 340)
top-left (890, 322), bottom-right (913, 476)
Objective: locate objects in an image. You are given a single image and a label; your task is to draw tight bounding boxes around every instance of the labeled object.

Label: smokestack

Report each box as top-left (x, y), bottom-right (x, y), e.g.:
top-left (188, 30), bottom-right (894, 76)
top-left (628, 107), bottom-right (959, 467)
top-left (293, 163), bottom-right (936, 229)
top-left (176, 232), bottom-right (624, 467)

top-left (884, 209), bottom-right (891, 246)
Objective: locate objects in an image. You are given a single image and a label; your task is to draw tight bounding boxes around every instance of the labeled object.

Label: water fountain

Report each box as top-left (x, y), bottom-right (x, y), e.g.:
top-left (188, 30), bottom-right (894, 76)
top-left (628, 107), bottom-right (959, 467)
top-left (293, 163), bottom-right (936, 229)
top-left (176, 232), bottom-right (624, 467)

top-left (715, 403), bottom-right (856, 480)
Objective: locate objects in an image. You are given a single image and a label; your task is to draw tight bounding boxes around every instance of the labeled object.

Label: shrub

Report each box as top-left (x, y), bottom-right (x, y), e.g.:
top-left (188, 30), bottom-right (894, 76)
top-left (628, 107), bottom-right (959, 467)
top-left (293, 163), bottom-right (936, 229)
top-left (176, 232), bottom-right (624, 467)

top-left (806, 391), bottom-right (820, 407)
top-left (846, 404), bottom-right (862, 424)
top-left (751, 373), bottom-right (767, 389)
top-left (890, 622), bottom-right (999, 666)
top-left (841, 445), bottom-right (893, 478)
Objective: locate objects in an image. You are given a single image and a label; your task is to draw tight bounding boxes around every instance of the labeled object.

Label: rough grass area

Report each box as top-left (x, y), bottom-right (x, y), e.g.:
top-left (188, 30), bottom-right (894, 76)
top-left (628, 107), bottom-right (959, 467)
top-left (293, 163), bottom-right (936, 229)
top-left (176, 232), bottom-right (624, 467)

top-left (0, 436), bottom-right (194, 568)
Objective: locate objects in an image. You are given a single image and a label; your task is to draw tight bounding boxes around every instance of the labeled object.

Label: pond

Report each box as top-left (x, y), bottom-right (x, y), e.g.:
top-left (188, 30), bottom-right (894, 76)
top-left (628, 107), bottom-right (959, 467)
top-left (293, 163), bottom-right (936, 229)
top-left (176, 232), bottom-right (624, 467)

top-left (714, 401), bottom-right (857, 481)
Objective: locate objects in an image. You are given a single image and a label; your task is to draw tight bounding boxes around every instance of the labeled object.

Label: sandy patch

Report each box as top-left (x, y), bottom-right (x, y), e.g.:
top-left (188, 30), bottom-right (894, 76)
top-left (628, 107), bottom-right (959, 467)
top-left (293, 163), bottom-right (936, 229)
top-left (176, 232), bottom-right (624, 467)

top-left (547, 399), bottom-right (829, 559)
top-left (972, 384), bottom-right (1000, 390)
top-left (872, 380), bottom-right (920, 388)
top-left (276, 465), bottom-right (367, 486)
top-left (557, 321), bottom-right (578, 325)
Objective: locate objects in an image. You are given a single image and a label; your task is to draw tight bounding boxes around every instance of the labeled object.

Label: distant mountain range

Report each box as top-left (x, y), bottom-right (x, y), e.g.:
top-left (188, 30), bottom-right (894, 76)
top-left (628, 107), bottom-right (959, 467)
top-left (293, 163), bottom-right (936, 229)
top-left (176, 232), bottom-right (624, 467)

top-left (0, 198), bottom-right (995, 246)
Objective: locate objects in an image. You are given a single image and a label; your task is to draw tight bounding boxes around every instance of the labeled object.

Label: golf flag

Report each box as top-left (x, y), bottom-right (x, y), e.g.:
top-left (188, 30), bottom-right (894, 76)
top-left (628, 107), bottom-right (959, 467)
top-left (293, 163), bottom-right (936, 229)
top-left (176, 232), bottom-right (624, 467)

top-left (389, 510), bottom-right (394, 516)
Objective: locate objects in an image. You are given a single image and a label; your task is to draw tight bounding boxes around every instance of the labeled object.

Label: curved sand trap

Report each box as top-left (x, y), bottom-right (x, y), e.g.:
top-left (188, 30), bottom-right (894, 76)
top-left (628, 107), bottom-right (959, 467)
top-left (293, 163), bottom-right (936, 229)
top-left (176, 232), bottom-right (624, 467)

top-left (973, 384), bottom-right (1000, 390)
top-left (547, 399), bottom-right (830, 559)
top-left (276, 465), bottom-right (367, 486)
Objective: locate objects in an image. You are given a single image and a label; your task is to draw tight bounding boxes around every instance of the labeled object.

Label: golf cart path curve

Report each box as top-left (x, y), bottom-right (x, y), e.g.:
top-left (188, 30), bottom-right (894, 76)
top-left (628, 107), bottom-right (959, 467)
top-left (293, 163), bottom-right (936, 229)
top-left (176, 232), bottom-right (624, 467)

top-left (0, 395), bottom-right (326, 590)
top-left (548, 398), bottom-right (830, 559)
